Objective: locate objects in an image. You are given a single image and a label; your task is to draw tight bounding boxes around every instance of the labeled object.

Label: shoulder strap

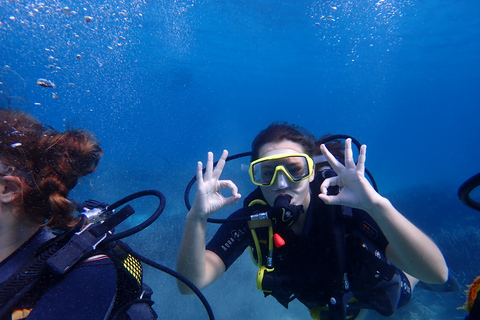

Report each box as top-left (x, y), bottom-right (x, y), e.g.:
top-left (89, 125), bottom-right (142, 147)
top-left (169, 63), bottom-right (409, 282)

top-left (0, 226), bottom-right (77, 319)
top-left (0, 227), bottom-right (55, 284)
top-left (310, 165), bottom-right (349, 320)
top-left (0, 205), bottom-right (135, 319)
top-left (109, 283), bottom-right (158, 320)
top-left (104, 244), bottom-right (157, 320)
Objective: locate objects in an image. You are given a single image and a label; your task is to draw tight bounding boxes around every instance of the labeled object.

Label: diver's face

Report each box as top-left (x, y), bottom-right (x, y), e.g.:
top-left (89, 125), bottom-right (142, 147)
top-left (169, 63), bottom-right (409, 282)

top-left (257, 140), bottom-right (314, 208)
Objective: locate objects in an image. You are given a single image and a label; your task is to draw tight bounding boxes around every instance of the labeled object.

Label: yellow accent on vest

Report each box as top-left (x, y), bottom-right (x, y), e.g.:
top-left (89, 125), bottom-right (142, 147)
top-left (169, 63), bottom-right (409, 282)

top-left (309, 298), bottom-right (360, 320)
top-left (246, 198), bottom-right (277, 292)
top-left (256, 265), bottom-right (274, 292)
top-left (12, 308), bottom-right (32, 320)
top-left (247, 198), bottom-right (269, 267)
top-left (122, 254), bottom-right (142, 285)
top-left (248, 199), bottom-right (268, 207)
top-left (248, 219), bottom-right (272, 229)
top-left (309, 305), bottom-right (328, 320)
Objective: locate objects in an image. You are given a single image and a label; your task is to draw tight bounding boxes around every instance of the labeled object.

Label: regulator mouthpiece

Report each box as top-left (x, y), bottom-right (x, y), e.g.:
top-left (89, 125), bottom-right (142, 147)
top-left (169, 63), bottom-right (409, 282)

top-left (274, 194), bottom-right (293, 208)
top-left (269, 195), bottom-right (304, 227)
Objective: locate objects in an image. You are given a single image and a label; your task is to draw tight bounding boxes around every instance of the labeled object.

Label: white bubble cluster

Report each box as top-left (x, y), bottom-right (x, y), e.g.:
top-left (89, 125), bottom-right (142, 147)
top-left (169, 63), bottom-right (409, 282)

top-left (308, 0), bottom-right (414, 61)
top-left (0, 0), bottom-right (147, 107)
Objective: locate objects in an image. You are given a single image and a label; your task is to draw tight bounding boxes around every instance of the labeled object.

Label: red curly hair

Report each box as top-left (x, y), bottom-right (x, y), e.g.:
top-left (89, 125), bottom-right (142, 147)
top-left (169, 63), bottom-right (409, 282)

top-left (0, 109), bottom-right (102, 229)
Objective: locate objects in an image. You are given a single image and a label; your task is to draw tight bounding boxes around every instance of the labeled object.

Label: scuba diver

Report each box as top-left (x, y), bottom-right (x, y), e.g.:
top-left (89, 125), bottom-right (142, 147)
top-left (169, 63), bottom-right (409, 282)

top-left (0, 109), bottom-right (159, 320)
top-left (458, 173), bottom-right (480, 320)
top-left (177, 122), bottom-right (449, 319)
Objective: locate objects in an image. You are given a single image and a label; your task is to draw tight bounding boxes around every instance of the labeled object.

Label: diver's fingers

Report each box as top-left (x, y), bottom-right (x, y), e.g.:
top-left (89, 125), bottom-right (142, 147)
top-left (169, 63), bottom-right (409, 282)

top-left (204, 152), bottom-right (214, 181)
top-left (196, 161), bottom-right (204, 185)
top-left (318, 192), bottom-right (337, 205)
top-left (224, 194), bottom-right (241, 206)
top-left (319, 176), bottom-right (340, 195)
top-left (318, 177), bottom-right (341, 205)
top-left (344, 138), bottom-right (355, 169)
top-left (213, 150), bottom-right (228, 180)
top-left (218, 180), bottom-right (241, 206)
top-left (320, 144), bottom-right (343, 171)
top-left (218, 180), bottom-right (239, 197)
top-left (356, 144), bottom-right (367, 173)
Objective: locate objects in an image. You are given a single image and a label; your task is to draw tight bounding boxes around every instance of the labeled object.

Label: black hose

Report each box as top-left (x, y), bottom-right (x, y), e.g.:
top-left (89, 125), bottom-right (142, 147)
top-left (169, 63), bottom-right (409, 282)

top-left (105, 190), bottom-right (166, 243)
top-left (184, 152), bottom-right (251, 212)
top-left (207, 217), bottom-right (251, 224)
top-left (318, 134), bottom-right (378, 192)
top-left (104, 190), bottom-right (215, 319)
top-left (117, 242), bottom-right (215, 320)
top-left (458, 173), bottom-right (480, 211)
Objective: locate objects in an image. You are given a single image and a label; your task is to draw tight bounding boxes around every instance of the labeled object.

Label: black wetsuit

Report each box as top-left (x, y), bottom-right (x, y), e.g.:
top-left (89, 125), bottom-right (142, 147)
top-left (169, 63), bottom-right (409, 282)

top-left (0, 228), bottom-right (117, 320)
top-left (206, 187), bottom-right (411, 317)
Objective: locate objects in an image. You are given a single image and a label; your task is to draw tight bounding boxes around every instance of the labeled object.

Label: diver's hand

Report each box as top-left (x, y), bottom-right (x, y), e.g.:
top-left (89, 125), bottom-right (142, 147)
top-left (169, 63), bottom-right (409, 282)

top-left (190, 150), bottom-right (241, 220)
top-left (318, 139), bottom-right (382, 211)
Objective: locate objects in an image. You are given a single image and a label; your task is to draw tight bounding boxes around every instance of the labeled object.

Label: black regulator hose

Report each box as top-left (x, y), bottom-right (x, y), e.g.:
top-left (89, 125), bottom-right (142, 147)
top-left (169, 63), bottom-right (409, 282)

top-left (99, 190), bottom-right (215, 319)
top-left (184, 152), bottom-right (251, 212)
top-left (318, 134), bottom-right (378, 192)
top-left (102, 190), bottom-right (215, 319)
top-left (458, 173), bottom-right (480, 211)
top-left (117, 242), bottom-right (215, 320)
top-left (104, 189), bottom-right (166, 243)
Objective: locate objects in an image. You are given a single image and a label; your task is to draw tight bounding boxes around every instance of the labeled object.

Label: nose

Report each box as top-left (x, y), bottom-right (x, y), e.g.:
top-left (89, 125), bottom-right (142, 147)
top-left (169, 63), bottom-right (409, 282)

top-left (273, 172), bottom-right (289, 190)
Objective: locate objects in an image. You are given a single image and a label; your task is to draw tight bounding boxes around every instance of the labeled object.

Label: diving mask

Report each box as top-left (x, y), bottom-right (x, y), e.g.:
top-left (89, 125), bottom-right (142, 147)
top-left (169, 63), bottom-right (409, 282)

top-left (249, 153), bottom-right (314, 187)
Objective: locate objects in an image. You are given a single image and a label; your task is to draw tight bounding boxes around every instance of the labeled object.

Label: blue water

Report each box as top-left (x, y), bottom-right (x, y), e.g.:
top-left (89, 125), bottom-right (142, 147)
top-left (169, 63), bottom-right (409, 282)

top-left (1, 0), bottom-right (479, 319)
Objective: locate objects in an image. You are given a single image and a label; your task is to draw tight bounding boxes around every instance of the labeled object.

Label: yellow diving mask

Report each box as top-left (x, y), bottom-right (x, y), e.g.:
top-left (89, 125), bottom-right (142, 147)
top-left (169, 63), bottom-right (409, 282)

top-left (249, 153), bottom-right (314, 187)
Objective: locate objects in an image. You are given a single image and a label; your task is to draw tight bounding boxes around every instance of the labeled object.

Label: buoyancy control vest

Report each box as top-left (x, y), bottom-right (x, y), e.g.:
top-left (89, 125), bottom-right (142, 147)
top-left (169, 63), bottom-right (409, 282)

top-left (245, 166), bottom-right (404, 319)
top-left (0, 197), bottom-right (159, 320)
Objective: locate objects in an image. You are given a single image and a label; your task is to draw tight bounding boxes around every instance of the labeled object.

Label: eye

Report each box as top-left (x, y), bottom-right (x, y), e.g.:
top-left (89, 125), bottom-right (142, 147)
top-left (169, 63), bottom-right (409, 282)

top-left (262, 168), bottom-right (275, 178)
top-left (287, 165), bottom-right (304, 178)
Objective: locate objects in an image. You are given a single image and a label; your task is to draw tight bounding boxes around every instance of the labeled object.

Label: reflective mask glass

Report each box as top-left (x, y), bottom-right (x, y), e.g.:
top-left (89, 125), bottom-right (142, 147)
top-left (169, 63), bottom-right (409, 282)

top-left (249, 153), bottom-right (314, 187)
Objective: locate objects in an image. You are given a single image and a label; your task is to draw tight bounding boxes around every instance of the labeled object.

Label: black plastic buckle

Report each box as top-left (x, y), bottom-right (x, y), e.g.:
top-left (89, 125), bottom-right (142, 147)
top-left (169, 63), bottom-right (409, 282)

top-left (47, 223), bottom-right (107, 274)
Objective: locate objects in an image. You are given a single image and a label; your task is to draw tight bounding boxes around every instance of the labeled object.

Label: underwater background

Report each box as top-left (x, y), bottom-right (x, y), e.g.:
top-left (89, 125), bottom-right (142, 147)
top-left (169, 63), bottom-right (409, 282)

top-left (1, 0), bottom-right (479, 319)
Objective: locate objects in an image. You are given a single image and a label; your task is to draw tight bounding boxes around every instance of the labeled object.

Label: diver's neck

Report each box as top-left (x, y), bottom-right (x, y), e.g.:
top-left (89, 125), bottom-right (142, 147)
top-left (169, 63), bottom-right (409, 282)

top-left (302, 191), bottom-right (311, 212)
top-left (0, 216), bottom-right (40, 263)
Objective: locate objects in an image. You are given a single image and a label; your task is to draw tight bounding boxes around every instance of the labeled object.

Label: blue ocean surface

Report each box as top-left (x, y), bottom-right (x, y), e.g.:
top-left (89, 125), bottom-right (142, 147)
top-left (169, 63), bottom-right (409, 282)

top-left (1, 0), bottom-right (479, 319)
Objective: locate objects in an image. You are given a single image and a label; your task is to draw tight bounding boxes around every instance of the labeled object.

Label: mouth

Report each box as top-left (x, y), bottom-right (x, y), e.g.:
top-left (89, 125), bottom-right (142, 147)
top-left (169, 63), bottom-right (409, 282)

top-left (276, 192), bottom-right (292, 202)
top-left (274, 194), bottom-right (293, 208)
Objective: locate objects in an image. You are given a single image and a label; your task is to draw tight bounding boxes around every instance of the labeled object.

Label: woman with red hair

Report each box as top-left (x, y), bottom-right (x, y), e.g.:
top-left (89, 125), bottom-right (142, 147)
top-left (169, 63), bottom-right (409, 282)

top-left (0, 109), bottom-right (119, 320)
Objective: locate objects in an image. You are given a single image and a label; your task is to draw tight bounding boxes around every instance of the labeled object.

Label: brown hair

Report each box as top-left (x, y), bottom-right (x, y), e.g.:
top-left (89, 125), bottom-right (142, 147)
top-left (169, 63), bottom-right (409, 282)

top-left (0, 109), bottom-right (103, 229)
top-left (251, 122), bottom-right (345, 161)
top-left (251, 122), bottom-right (317, 161)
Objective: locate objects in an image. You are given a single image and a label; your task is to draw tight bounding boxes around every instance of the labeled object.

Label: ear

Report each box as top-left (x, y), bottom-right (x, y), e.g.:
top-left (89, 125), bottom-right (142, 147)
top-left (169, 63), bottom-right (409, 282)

top-left (308, 167), bottom-right (315, 183)
top-left (0, 176), bottom-right (22, 204)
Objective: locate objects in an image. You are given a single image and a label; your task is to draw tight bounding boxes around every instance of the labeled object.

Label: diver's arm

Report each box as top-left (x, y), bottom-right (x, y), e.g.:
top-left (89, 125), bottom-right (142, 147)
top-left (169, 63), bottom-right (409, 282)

top-left (177, 211), bottom-right (226, 294)
top-left (362, 196), bottom-right (448, 284)
top-left (318, 139), bottom-right (448, 284)
top-left (176, 150), bottom-right (241, 294)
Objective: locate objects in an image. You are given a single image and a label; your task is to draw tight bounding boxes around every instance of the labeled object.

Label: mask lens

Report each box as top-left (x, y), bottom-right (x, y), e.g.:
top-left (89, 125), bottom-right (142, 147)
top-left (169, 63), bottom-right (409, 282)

top-left (250, 154), bottom-right (312, 186)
